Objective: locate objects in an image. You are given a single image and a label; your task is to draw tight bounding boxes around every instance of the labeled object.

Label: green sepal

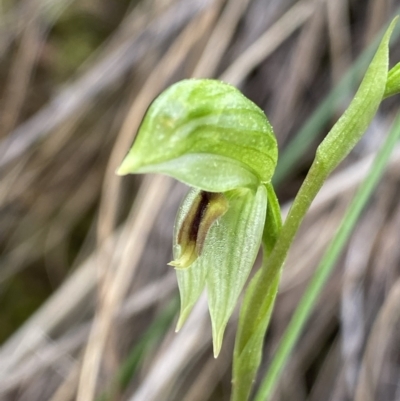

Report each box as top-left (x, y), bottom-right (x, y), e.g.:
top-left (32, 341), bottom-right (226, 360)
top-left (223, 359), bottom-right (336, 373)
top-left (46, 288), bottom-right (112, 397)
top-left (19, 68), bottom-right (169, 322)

top-left (174, 188), bottom-right (209, 331)
top-left (231, 184), bottom-right (281, 400)
top-left (175, 253), bottom-right (208, 332)
top-left (206, 185), bottom-right (267, 357)
top-left (175, 186), bottom-right (267, 357)
top-left (117, 79), bottom-right (277, 192)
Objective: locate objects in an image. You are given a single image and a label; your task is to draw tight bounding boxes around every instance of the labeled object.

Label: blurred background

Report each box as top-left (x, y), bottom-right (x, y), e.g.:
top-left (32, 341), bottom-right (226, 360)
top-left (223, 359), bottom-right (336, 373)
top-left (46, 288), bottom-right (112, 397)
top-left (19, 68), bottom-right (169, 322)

top-left (1, 0), bottom-right (400, 400)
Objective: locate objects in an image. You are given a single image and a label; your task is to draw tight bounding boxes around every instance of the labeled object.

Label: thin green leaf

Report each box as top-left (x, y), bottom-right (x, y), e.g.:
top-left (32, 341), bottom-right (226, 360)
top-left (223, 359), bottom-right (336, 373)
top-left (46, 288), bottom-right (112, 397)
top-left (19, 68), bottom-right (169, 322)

top-left (274, 15), bottom-right (400, 185)
top-left (316, 18), bottom-right (397, 174)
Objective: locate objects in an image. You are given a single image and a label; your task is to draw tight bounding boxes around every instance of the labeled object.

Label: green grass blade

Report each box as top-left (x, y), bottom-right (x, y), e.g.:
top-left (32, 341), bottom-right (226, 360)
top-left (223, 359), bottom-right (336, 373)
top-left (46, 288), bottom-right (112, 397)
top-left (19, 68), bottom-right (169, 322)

top-left (254, 112), bottom-right (400, 401)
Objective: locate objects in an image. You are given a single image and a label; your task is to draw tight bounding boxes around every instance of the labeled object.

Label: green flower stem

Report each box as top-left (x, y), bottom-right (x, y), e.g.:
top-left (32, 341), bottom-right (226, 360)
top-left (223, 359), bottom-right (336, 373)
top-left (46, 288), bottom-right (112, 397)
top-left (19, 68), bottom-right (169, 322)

top-left (231, 162), bottom-right (327, 401)
top-left (233, 19), bottom-right (396, 400)
top-left (254, 112), bottom-right (400, 401)
top-left (260, 162), bottom-right (327, 310)
top-left (234, 157), bottom-right (328, 363)
top-left (232, 162), bottom-right (329, 401)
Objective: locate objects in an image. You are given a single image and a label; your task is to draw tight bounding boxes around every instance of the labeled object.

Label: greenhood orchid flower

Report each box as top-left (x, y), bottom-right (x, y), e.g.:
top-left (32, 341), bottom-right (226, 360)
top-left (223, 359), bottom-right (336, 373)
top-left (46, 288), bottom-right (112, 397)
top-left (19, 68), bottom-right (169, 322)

top-left (117, 18), bottom-right (400, 401)
top-left (117, 79), bottom-right (279, 356)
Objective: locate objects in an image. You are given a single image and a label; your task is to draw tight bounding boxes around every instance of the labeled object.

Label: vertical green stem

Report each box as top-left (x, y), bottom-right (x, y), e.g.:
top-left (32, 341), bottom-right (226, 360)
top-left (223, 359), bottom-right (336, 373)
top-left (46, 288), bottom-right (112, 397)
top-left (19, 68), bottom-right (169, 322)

top-left (254, 112), bottom-right (400, 401)
top-left (233, 20), bottom-right (395, 400)
top-left (231, 160), bottom-right (329, 401)
top-left (238, 160), bottom-right (328, 346)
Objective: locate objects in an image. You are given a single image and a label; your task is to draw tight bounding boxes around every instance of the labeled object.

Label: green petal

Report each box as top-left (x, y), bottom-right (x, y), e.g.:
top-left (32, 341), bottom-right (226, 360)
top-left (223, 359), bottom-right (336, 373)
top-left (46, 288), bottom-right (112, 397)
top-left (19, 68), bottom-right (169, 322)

top-left (175, 255), bottom-right (208, 331)
top-left (117, 79), bottom-right (277, 192)
top-left (206, 185), bottom-right (267, 356)
top-left (231, 185), bottom-right (281, 399)
top-left (174, 189), bottom-right (223, 330)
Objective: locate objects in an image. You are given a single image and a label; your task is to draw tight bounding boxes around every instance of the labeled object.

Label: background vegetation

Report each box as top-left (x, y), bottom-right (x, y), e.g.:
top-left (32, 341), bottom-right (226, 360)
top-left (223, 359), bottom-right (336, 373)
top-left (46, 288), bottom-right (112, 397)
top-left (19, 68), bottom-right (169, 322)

top-left (1, 0), bottom-right (400, 400)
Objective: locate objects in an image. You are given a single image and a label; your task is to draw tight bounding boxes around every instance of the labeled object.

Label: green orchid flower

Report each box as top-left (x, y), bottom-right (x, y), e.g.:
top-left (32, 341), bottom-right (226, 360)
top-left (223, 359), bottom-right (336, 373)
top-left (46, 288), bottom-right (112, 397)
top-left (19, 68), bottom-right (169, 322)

top-left (117, 17), bottom-right (400, 401)
top-left (117, 79), bottom-right (279, 356)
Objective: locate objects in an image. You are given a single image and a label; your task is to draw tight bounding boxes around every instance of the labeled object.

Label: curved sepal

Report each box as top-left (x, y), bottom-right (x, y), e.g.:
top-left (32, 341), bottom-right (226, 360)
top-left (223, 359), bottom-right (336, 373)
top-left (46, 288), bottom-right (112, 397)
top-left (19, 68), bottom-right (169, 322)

top-left (206, 185), bottom-right (267, 356)
top-left (175, 255), bottom-right (208, 332)
top-left (117, 79), bottom-right (277, 192)
top-left (174, 186), bottom-right (267, 356)
top-left (174, 188), bottom-right (226, 330)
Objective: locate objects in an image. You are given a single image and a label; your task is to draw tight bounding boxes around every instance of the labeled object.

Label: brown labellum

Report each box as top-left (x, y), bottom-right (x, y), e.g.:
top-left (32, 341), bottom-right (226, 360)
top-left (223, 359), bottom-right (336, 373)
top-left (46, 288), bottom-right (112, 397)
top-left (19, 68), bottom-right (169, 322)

top-left (169, 191), bottom-right (229, 269)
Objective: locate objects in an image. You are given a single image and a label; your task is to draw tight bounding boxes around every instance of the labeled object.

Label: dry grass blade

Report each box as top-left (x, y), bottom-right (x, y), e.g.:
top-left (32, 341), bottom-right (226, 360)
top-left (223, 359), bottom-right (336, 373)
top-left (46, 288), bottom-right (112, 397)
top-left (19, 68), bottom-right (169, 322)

top-left (326, 0), bottom-right (351, 86)
top-left (0, 246), bottom-right (95, 376)
top-left (128, 295), bottom-right (211, 401)
top-left (192, 0), bottom-right (251, 78)
top-left (0, 1), bottom-right (42, 137)
top-left (0, 273), bottom-right (175, 395)
top-left (364, 0), bottom-right (391, 44)
top-left (0, 0), bottom-right (73, 57)
top-left (340, 188), bottom-right (391, 397)
top-left (76, 174), bottom-right (173, 401)
top-left (48, 364), bottom-right (81, 401)
top-left (272, 0), bottom-right (326, 141)
top-left (220, 0), bottom-right (316, 86)
top-left (355, 278), bottom-right (400, 401)
top-left (0, 0), bottom-right (213, 169)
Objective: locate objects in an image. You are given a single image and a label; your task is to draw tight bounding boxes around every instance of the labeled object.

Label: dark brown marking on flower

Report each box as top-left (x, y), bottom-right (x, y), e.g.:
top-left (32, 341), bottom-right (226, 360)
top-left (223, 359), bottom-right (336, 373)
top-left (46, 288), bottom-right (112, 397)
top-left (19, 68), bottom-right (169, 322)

top-left (177, 192), bottom-right (201, 248)
top-left (189, 191), bottom-right (211, 243)
top-left (195, 192), bottom-right (228, 255)
top-left (173, 191), bottom-right (228, 268)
